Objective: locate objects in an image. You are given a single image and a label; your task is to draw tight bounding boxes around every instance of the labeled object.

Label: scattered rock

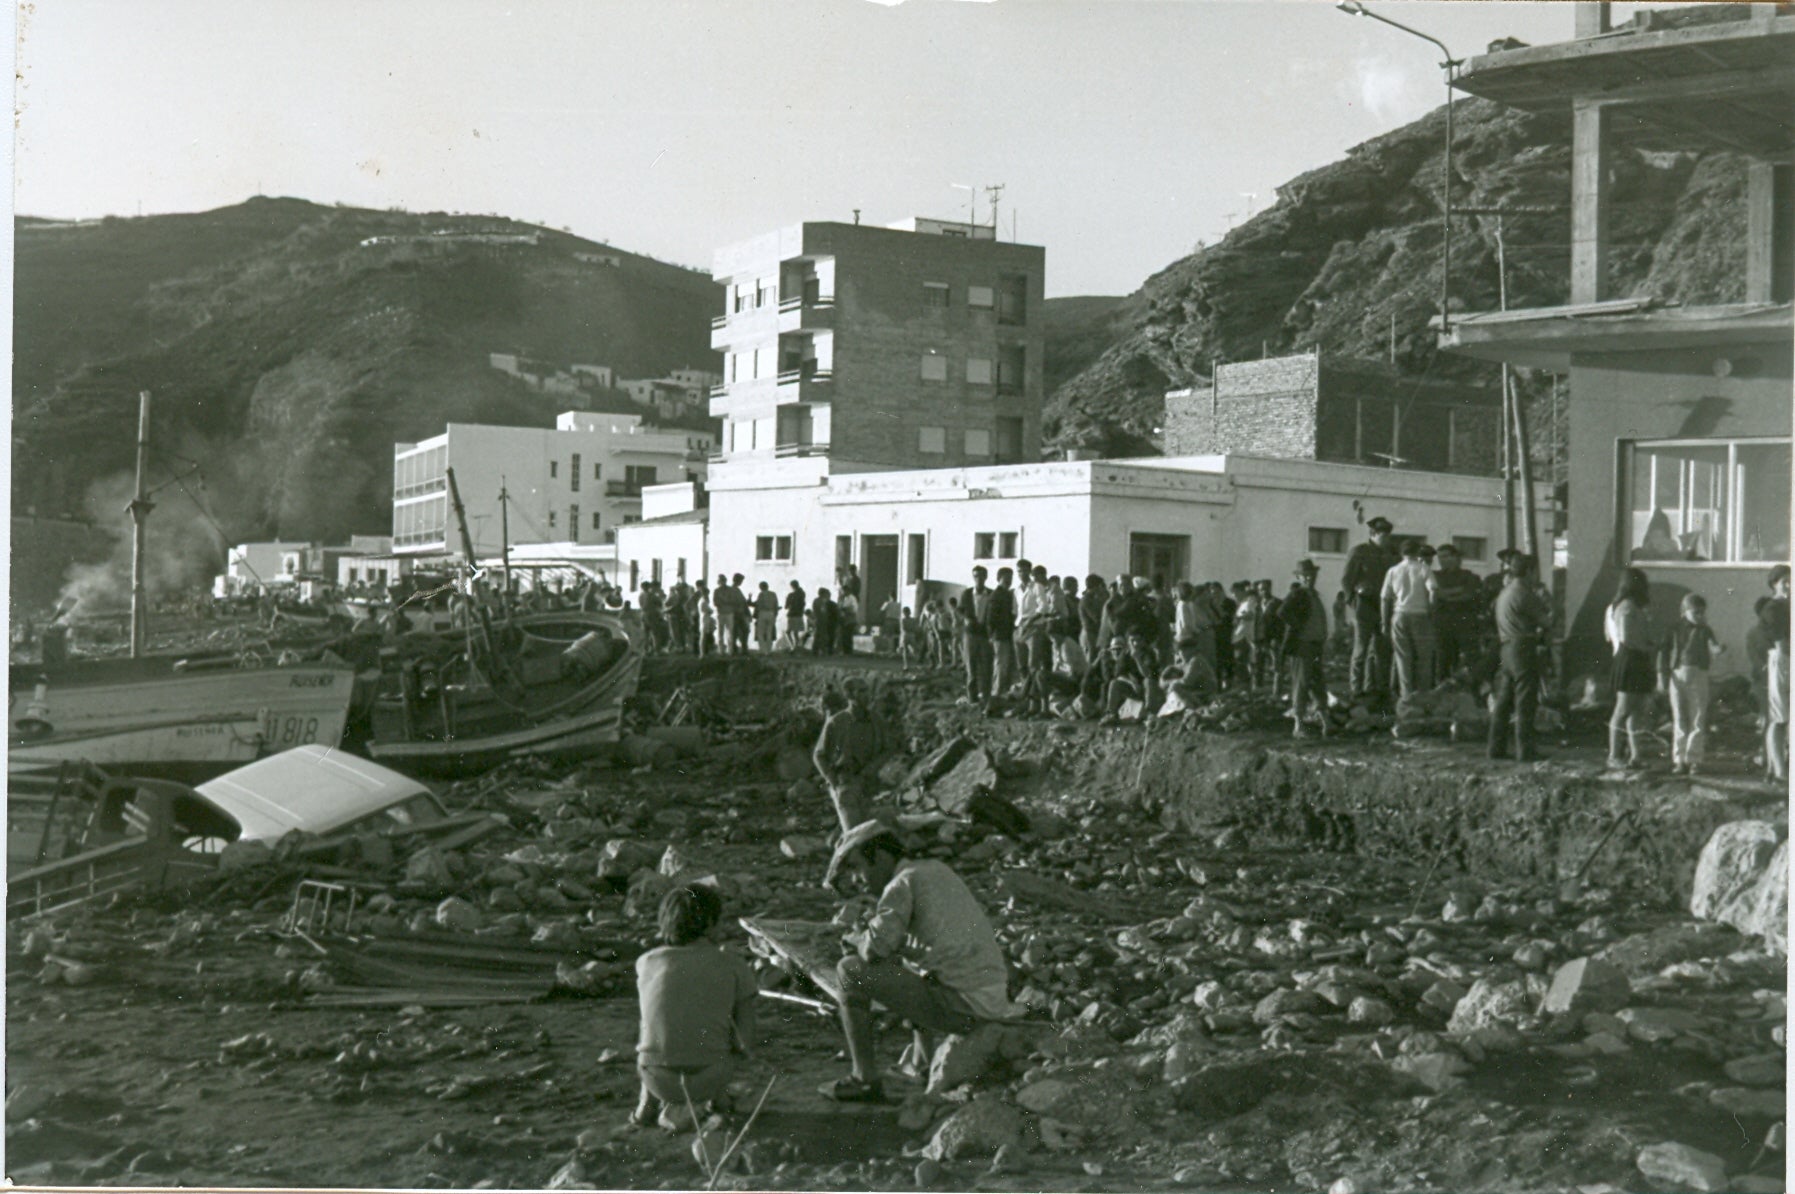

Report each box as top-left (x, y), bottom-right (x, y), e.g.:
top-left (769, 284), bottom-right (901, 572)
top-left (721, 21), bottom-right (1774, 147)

top-left (545, 1157), bottom-right (591, 1189)
top-left (1448, 977), bottom-right (1534, 1035)
top-left (1636, 1141), bottom-right (1728, 1193)
top-left (1708, 1087), bottom-right (1785, 1119)
top-left (1617, 1006), bottom-right (1702, 1043)
top-left (1391, 1052), bottom-right (1470, 1092)
top-left (1539, 957), bottom-right (1631, 1017)
top-left (928, 1022), bottom-right (1009, 1093)
top-left (1723, 1053), bottom-right (1785, 1088)
top-left (1347, 995), bottom-right (1395, 1027)
top-left (433, 897), bottom-right (483, 933)
top-left (913, 1158), bottom-right (943, 1187)
top-left (923, 1096), bottom-right (1024, 1162)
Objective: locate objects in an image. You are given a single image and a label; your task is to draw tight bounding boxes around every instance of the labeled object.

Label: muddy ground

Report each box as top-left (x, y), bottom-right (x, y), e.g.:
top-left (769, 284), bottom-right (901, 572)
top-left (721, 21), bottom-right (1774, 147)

top-left (6, 653), bottom-right (1787, 1192)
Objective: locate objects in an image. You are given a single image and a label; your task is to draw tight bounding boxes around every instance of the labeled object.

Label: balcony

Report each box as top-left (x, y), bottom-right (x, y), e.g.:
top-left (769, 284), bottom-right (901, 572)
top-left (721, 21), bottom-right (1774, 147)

top-left (710, 314), bottom-right (727, 330)
top-left (777, 293), bottom-right (836, 334)
top-left (774, 442), bottom-right (830, 458)
top-left (775, 367), bottom-right (833, 405)
top-left (604, 481), bottom-right (644, 499)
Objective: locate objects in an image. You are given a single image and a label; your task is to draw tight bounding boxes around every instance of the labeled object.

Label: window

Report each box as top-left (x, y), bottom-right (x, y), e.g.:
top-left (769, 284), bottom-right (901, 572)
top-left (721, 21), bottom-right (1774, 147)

top-left (549, 460), bottom-right (559, 479)
top-left (757, 277), bottom-right (774, 308)
top-left (591, 512), bottom-right (602, 530)
top-left (569, 505), bottom-right (579, 542)
top-left (593, 462), bottom-right (603, 481)
top-left (1449, 535), bottom-right (1488, 562)
top-left (570, 453), bottom-right (581, 492)
top-left (923, 282), bottom-right (949, 308)
top-left (995, 416), bottom-right (1024, 462)
top-left (622, 514), bottom-right (640, 525)
top-left (974, 533), bottom-right (996, 560)
top-left (998, 274), bottom-right (1028, 325)
top-left (629, 560), bottom-right (639, 590)
top-left (966, 358), bottom-right (993, 385)
top-left (906, 533), bottom-right (926, 583)
top-left (1308, 527), bottom-right (1348, 554)
top-left (968, 285), bottom-right (994, 309)
top-left (998, 532), bottom-right (1019, 558)
top-left (918, 427), bottom-right (946, 454)
top-left (921, 353), bottom-right (947, 382)
top-left (548, 510), bottom-right (558, 529)
top-left (626, 464), bottom-right (658, 488)
top-left (1625, 438), bottom-right (1791, 564)
top-left (965, 429), bottom-right (992, 456)
top-left (651, 559), bottom-right (663, 585)
top-left (835, 536), bottom-right (853, 574)
top-left (756, 534), bottom-right (794, 562)
top-left (997, 345), bottom-right (1025, 394)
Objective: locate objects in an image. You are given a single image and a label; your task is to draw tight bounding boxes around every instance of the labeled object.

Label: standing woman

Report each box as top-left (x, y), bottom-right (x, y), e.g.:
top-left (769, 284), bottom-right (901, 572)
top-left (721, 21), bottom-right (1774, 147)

top-left (1605, 567), bottom-right (1657, 770)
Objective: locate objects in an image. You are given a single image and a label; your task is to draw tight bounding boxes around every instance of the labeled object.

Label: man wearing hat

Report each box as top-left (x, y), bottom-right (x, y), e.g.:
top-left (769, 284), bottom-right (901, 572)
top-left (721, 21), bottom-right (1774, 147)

top-left (1488, 551), bottom-right (1550, 761)
top-left (1281, 559), bottom-right (1332, 738)
top-left (958, 567), bottom-right (994, 703)
top-left (821, 822), bottom-right (1021, 1102)
top-left (1342, 516), bottom-right (1398, 703)
top-left (1430, 543), bottom-right (1483, 681)
top-left (1381, 538), bottom-right (1437, 701)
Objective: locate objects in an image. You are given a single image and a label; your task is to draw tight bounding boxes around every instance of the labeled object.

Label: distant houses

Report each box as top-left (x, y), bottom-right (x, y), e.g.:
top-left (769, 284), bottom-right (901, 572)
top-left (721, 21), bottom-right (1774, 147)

top-left (487, 352), bottom-right (719, 422)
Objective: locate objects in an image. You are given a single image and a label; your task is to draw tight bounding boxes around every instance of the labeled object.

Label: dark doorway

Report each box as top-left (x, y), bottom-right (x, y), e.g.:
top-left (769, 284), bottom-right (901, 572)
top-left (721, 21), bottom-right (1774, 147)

top-left (861, 535), bottom-right (900, 628)
top-left (1129, 533), bottom-right (1189, 586)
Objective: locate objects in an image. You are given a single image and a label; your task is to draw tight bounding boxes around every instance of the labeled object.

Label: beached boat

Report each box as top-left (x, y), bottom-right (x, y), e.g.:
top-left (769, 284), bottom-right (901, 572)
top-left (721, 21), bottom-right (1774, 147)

top-left (364, 610), bottom-right (640, 777)
top-left (8, 653), bottom-right (361, 779)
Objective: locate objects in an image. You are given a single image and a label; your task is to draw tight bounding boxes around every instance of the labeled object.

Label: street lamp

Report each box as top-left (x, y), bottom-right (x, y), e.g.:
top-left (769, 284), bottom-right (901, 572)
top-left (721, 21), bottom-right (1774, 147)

top-left (1337, 0), bottom-right (1462, 331)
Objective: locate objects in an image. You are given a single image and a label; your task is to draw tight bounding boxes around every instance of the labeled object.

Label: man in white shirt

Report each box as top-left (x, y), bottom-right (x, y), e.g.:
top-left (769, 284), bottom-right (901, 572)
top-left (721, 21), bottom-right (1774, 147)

top-left (821, 822), bottom-right (1022, 1103)
top-left (1381, 539), bottom-right (1438, 700)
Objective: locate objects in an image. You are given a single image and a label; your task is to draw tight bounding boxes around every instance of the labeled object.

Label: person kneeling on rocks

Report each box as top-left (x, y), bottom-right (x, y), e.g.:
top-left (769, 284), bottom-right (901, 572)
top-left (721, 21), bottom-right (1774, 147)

top-left (821, 822), bottom-right (1022, 1103)
top-left (632, 884), bottom-right (758, 1130)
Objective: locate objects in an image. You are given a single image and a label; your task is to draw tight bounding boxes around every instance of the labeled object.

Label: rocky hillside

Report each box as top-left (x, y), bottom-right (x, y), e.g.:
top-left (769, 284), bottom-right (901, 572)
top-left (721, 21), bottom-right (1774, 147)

top-left (13, 198), bottom-right (721, 554)
top-left (1045, 97), bottom-right (1750, 456)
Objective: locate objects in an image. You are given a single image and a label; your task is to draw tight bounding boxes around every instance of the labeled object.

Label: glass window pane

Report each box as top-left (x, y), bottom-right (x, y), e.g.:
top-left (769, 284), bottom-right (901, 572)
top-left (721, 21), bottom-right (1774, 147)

top-left (1738, 441), bottom-right (1793, 563)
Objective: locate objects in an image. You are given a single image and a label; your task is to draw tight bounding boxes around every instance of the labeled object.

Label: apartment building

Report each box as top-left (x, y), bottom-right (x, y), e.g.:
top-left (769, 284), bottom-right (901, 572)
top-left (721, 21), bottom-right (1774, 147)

top-left (707, 217), bottom-right (1046, 481)
top-left (1438, 3), bottom-right (1792, 674)
top-left (391, 411), bottom-right (712, 560)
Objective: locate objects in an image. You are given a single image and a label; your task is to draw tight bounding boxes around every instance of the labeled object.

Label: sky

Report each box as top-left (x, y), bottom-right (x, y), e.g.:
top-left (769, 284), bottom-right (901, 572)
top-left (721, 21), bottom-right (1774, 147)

top-left (13, 0), bottom-right (1660, 298)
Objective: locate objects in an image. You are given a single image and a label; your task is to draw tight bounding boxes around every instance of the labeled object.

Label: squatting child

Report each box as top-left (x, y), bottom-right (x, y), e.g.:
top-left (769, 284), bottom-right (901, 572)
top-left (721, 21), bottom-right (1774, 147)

top-left (1658, 592), bottom-right (1724, 776)
top-left (632, 884), bottom-right (758, 1130)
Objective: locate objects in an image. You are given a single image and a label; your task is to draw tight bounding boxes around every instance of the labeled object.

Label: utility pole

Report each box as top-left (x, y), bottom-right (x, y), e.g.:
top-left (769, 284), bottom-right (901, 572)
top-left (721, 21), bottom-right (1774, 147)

top-left (129, 391), bottom-right (154, 658)
top-left (985, 183), bottom-right (1005, 237)
top-left (498, 477), bottom-right (513, 618)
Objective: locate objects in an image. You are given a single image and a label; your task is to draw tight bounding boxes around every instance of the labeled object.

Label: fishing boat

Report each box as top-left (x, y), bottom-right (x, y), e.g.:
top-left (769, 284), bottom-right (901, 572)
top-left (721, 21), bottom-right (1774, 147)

top-left (364, 610), bottom-right (640, 776)
top-left (8, 652), bottom-right (361, 780)
top-left (9, 391), bottom-right (362, 779)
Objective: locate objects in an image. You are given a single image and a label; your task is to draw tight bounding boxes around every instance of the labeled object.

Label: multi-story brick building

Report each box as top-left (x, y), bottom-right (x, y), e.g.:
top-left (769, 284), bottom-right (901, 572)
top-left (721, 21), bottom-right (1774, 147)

top-left (707, 217), bottom-right (1046, 480)
top-left (391, 411), bottom-right (712, 560)
top-left (1163, 351), bottom-right (1504, 475)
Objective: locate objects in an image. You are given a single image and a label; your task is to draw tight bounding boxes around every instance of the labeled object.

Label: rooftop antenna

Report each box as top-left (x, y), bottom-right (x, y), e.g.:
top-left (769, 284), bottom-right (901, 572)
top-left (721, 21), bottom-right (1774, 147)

top-left (984, 183), bottom-right (1005, 236)
top-left (1239, 192), bottom-right (1258, 219)
top-left (950, 183), bottom-right (975, 230)
top-left (852, 208), bottom-right (861, 225)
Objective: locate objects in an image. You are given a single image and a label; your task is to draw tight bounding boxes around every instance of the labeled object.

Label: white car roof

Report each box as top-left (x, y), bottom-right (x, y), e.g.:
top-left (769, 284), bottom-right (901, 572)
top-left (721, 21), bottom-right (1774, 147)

top-left (195, 745), bottom-right (437, 842)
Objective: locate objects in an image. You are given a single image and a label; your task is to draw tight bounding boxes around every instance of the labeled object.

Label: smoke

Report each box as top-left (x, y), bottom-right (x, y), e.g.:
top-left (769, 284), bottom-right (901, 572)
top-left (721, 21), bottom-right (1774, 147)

top-left (1352, 55), bottom-right (1427, 124)
top-left (56, 466), bottom-right (232, 618)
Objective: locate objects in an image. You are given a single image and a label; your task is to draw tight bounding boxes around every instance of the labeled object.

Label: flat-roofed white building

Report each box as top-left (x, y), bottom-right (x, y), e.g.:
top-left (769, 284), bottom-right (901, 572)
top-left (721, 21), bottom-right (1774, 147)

top-left (392, 411), bottom-right (713, 560)
top-left (707, 454), bottom-right (1552, 623)
top-left (615, 481), bottom-right (709, 596)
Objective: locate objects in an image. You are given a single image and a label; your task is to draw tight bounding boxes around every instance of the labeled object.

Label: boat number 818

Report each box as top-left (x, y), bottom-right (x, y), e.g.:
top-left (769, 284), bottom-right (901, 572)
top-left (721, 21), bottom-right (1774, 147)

top-left (264, 715), bottom-right (320, 746)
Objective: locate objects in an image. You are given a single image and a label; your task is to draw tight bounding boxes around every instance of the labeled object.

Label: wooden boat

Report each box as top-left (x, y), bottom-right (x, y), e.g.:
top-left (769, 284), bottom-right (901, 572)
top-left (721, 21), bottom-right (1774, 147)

top-left (364, 610), bottom-right (640, 777)
top-left (8, 653), bottom-right (361, 780)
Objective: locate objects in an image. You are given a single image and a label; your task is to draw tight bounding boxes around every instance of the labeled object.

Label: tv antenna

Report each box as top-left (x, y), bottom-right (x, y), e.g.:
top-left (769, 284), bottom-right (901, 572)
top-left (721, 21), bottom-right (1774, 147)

top-left (984, 183), bottom-right (1005, 233)
top-left (950, 183), bottom-right (975, 229)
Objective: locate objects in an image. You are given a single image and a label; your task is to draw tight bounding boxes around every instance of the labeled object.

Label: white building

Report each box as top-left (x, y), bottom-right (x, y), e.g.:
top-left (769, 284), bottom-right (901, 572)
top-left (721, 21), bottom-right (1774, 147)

top-left (707, 454), bottom-right (1554, 621)
top-left (615, 481), bottom-right (709, 596)
top-left (391, 411), bottom-right (712, 561)
top-left (221, 540), bottom-right (314, 591)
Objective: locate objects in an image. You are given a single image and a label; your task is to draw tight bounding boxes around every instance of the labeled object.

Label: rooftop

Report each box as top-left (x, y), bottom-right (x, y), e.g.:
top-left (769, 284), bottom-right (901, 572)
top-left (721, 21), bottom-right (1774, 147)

top-left (1433, 299), bottom-right (1793, 369)
top-left (1453, 8), bottom-right (1795, 156)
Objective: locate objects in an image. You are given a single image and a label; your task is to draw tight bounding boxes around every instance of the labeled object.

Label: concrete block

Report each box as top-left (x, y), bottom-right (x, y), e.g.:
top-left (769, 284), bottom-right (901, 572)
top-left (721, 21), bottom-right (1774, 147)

top-left (1539, 957), bottom-right (1631, 1017)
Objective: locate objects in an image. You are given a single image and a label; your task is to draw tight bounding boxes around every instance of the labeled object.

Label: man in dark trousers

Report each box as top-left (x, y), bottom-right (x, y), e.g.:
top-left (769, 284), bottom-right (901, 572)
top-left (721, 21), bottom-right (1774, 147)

top-left (1282, 559), bottom-right (1332, 738)
top-left (810, 587), bottom-right (838, 657)
top-left (1488, 551), bottom-right (1550, 762)
top-left (959, 567), bottom-right (994, 704)
top-left (1342, 515), bottom-right (1398, 703)
top-left (988, 567), bottom-right (1018, 696)
top-left (1429, 543), bottom-right (1483, 682)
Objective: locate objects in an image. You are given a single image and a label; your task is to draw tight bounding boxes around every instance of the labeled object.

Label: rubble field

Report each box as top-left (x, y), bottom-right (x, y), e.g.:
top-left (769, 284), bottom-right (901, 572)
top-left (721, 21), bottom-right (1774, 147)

top-left (6, 656), bottom-right (1787, 1192)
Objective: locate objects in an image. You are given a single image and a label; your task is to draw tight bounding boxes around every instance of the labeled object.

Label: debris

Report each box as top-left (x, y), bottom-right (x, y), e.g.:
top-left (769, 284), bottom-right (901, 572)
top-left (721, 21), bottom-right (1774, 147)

top-left (922, 1096), bottom-right (1024, 1161)
top-left (434, 897), bottom-right (483, 933)
top-left (1635, 1142), bottom-right (1729, 1193)
top-left (1391, 1051), bottom-right (1471, 1093)
top-left (1447, 977), bottom-right (1534, 1035)
top-left (1539, 957), bottom-right (1631, 1017)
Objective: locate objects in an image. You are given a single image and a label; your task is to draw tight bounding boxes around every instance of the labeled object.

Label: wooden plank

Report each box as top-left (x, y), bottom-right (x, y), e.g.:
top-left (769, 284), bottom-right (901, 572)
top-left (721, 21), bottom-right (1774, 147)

top-left (1571, 98), bottom-right (1611, 305)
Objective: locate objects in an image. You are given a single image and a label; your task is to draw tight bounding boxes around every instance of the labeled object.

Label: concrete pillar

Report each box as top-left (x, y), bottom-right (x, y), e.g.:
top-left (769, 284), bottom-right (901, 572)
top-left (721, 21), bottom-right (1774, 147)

top-left (1570, 99), bottom-right (1611, 305)
top-left (1574, 2), bottom-right (1611, 37)
top-left (1745, 162), bottom-right (1794, 305)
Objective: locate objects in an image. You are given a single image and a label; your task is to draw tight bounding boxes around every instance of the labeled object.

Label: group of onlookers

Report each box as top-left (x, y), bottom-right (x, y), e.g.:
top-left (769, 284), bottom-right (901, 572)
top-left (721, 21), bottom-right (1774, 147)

top-left (1604, 562), bottom-right (1788, 780)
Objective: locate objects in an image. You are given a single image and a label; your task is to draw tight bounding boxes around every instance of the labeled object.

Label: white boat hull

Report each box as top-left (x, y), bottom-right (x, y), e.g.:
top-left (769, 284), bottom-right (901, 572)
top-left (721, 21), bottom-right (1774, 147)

top-left (9, 664), bottom-right (358, 775)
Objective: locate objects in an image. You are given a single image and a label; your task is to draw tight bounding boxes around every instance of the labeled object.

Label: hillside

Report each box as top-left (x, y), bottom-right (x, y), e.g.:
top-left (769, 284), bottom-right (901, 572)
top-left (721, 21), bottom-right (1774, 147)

top-left (12, 198), bottom-right (722, 569)
top-left (1044, 97), bottom-right (1750, 455)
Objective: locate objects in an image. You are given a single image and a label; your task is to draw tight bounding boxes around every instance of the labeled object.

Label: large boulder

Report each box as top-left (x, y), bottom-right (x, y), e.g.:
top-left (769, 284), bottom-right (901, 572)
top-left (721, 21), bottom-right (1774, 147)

top-left (1743, 842), bottom-right (1788, 955)
top-left (1690, 822), bottom-right (1780, 922)
top-left (1447, 977), bottom-right (1535, 1035)
top-left (1539, 957), bottom-right (1631, 1017)
top-left (922, 1096), bottom-right (1025, 1161)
